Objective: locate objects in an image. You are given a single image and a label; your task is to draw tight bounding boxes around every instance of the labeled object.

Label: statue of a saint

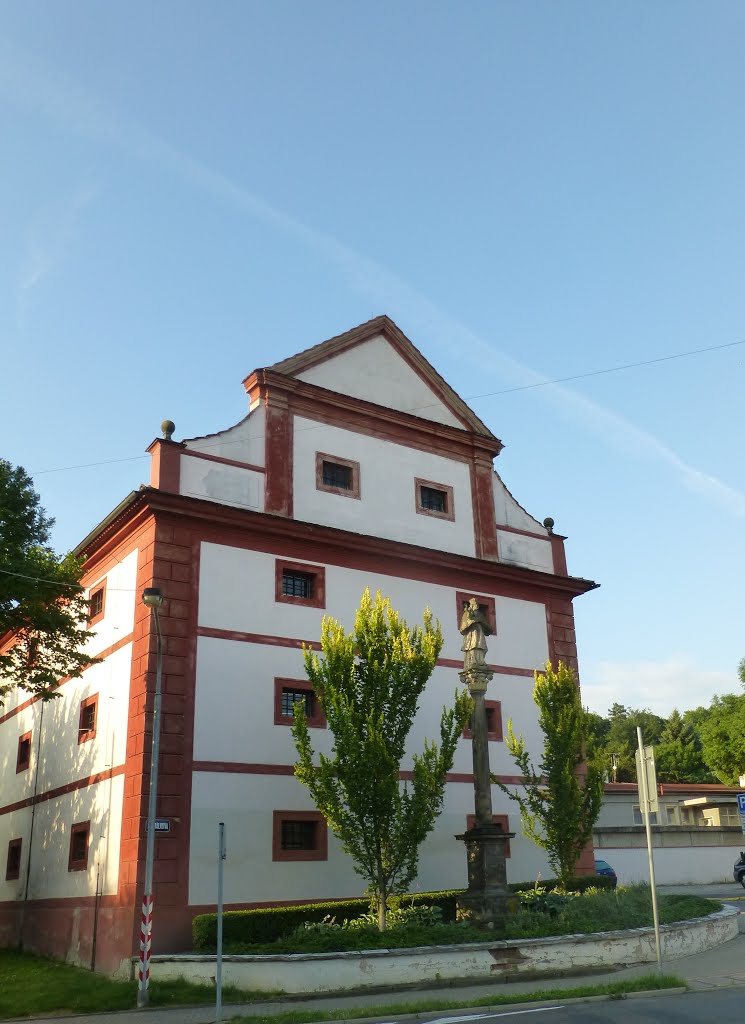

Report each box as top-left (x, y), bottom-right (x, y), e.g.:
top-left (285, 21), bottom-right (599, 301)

top-left (459, 597), bottom-right (492, 671)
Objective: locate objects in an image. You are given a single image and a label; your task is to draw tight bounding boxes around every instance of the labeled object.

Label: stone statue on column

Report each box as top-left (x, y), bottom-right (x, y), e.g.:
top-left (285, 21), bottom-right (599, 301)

top-left (455, 597), bottom-right (514, 929)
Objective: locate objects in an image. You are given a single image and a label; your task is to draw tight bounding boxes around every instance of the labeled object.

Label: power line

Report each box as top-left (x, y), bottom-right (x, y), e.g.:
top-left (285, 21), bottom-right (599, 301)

top-left (0, 567), bottom-right (83, 590)
top-left (29, 333), bottom-right (745, 478)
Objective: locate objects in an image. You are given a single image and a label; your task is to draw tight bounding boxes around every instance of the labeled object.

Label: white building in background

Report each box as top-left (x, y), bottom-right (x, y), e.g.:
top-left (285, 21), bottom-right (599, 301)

top-left (0, 316), bottom-right (597, 973)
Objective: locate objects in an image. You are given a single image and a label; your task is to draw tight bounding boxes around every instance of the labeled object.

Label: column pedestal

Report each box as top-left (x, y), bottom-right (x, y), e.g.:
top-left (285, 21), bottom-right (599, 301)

top-left (455, 823), bottom-right (515, 928)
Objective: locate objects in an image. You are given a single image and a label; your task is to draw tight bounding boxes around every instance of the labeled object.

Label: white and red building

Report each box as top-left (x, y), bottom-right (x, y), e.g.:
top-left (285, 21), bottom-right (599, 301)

top-left (0, 316), bottom-right (597, 973)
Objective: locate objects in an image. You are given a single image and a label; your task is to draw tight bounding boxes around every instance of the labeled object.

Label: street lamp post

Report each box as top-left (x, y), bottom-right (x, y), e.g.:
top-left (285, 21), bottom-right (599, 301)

top-left (137, 587), bottom-right (164, 1009)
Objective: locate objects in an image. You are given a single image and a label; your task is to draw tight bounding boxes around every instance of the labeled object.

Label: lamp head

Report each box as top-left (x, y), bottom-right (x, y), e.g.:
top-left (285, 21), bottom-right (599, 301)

top-left (142, 587), bottom-right (164, 609)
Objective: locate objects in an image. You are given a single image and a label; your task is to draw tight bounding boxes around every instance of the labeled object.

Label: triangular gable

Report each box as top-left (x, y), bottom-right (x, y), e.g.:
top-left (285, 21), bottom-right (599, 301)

top-left (270, 316), bottom-right (500, 442)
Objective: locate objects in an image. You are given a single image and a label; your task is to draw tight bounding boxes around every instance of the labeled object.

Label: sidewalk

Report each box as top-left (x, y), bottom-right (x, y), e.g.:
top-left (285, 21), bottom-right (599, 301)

top-left (5, 929), bottom-right (745, 1024)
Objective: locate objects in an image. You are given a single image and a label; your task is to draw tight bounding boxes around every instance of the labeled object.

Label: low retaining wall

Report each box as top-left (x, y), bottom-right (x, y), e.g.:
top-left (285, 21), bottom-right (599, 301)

top-left (149, 906), bottom-right (738, 994)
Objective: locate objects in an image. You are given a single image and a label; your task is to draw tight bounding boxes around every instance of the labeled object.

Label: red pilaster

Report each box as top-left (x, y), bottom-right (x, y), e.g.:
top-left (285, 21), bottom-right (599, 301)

top-left (471, 455), bottom-right (499, 561)
top-left (147, 439), bottom-right (184, 494)
top-left (264, 395), bottom-right (293, 517)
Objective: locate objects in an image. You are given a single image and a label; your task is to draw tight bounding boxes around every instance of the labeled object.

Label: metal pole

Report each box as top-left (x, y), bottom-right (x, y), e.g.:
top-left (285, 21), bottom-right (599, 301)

top-left (137, 604), bottom-right (163, 1008)
top-left (636, 726), bottom-right (662, 972)
top-left (216, 822), bottom-right (226, 1024)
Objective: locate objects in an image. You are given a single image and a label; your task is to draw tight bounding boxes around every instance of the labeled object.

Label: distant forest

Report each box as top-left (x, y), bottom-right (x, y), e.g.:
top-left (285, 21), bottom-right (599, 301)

top-left (586, 659), bottom-right (745, 785)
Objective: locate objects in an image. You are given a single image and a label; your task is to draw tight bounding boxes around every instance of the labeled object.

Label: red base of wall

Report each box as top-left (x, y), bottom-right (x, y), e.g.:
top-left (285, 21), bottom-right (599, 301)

top-left (0, 898), bottom-right (194, 976)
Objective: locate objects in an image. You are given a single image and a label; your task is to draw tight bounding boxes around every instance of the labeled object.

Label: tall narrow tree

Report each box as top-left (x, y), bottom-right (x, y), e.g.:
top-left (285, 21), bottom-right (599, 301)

top-left (0, 460), bottom-right (98, 701)
top-left (292, 589), bottom-right (472, 930)
top-left (495, 661), bottom-right (604, 888)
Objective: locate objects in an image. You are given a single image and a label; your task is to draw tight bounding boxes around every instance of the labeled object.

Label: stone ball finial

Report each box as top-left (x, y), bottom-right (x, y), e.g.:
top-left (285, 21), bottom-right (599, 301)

top-left (543, 517), bottom-right (555, 534)
top-left (161, 419), bottom-right (176, 441)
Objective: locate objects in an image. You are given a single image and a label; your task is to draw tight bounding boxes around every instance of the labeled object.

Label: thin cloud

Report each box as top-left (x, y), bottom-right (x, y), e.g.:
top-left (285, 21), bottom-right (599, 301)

top-left (16, 183), bottom-right (101, 329)
top-left (583, 658), bottom-right (739, 718)
top-left (2, 38), bottom-right (744, 517)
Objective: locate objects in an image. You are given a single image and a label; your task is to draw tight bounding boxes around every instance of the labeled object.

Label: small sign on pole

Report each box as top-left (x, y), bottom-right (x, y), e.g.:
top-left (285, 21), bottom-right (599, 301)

top-left (636, 728), bottom-right (662, 972)
top-left (737, 794), bottom-right (745, 836)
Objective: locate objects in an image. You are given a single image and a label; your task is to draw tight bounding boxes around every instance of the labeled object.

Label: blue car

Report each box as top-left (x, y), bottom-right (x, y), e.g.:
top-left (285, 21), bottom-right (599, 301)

top-left (595, 858), bottom-right (617, 885)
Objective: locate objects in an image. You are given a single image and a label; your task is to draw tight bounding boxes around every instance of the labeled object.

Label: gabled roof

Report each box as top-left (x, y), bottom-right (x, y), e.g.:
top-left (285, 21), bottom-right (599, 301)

top-left (270, 315), bottom-right (501, 444)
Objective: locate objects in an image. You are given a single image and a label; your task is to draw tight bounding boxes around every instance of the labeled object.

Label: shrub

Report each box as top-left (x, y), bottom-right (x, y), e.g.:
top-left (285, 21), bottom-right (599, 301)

top-left (192, 890), bottom-right (461, 951)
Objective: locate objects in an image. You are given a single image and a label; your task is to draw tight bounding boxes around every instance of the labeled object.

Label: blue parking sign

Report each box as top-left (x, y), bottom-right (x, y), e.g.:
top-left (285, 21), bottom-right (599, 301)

top-left (739, 794), bottom-right (745, 835)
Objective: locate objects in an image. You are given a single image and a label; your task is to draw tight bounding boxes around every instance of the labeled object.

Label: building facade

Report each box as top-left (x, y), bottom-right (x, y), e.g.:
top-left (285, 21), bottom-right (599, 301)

top-left (0, 317), bottom-right (596, 973)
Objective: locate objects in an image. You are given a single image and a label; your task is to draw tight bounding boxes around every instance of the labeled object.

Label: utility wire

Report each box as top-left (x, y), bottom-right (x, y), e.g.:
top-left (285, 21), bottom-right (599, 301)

top-left (29, 334), bottom-right (745, 478)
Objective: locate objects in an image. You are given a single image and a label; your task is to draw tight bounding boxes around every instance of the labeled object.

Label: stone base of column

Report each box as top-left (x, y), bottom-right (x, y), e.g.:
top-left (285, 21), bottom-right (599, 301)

top-left (455, 823), bottom-right (515, 930)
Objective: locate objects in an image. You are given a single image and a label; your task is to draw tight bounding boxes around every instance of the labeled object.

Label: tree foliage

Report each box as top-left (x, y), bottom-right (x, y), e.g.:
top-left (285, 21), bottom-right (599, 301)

top-left (292, 589), bottom-right (472, 930)
top-left (496, 661), bottom-right (604, 889)
top-left (0, 460), bottom-right (98, 701)
top-left (699, 693), bottom-right (745, 784)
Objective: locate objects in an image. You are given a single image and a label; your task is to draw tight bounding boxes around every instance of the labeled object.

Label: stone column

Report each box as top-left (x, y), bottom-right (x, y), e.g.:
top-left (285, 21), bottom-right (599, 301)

top-left (455, 608), bottom-right (514, 929)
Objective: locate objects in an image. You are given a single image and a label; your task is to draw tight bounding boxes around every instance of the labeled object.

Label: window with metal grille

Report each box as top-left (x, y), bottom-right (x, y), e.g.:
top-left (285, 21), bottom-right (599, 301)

top-left (68, 822), bottom-right (90, 871)
top-left (281, 819), bottom-right (317, 851)
top-left (281, 688), bottom-right (314, 718)
top-left (16, 733), bottom-right (31, 773)
top-left (89, 587), bottom-right (104, 621)
top-left (6, 839), bottom-right (22, 881)
top-left (282, 570), bottom-right (314, 599)
top-left (420, 486), bottom-right (447, 513)
top-left (322, 461), bottom-right (352, 489)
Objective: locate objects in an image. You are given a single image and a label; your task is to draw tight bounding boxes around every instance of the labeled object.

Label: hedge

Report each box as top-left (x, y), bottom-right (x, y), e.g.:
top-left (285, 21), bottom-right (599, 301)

top-left (192, 876), bottom-right (615, 950)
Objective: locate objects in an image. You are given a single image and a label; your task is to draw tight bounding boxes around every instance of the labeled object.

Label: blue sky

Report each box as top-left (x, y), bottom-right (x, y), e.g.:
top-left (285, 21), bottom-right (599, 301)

top-left (2, 2), bottom-right (744, 716)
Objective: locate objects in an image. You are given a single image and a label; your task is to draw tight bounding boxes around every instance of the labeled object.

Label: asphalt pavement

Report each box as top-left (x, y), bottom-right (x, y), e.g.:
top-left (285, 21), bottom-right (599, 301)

top-left (4, 887), bottom-right (745, 1024)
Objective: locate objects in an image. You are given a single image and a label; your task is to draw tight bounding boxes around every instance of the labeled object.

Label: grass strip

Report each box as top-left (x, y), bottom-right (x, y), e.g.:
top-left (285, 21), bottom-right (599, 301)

top-left (227, 973), bottom-right (685, 1024)
top-left (0, 949), bottom-right (261, 1019)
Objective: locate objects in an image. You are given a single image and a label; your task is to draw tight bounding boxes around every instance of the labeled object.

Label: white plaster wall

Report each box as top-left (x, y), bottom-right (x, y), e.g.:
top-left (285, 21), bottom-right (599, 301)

top-left (185, 407), bottom-right (266, 466)
top-left (497, 530), bottom-right (554, 573)
top-left (600, 846), bottom-right (743, 886)
top-left (198, 544), bottom-right (547, 668)
top-left (83, 549), bottom-right (139, 657)
top-left (293, 418), bottom-right (475, 557)
top-left (0, 644), bottom-right (132, 814)
top-left (296, 335), bottom-right (464, 428)
top-left (180, 455), bottom-right (264, 512)
top-left (22, 774), bottom-right (125, 899)
top-left (188, 770), bottom-right (547, 906)
top-left (492, 473), bottom-right (547, 533)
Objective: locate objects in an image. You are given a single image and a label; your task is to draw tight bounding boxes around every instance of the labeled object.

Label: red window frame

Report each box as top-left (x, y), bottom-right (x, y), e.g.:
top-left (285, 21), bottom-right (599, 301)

top-left (272, 810), bottom-right (328, 862)
top-left (16, 731), bottom-right (32, 774)
top-left (68, 821), bottom-right (91, 872)
top-left (466, 813), bottom-right (511, 857)
top-left (274, 678), bottom-right (326, 729)
top-left (455, 591), bottom-right (497, 636)
top-left (78, 694), bottom-right (98, 744)
top-left (463, 699), bottom-right (503, 742)
top-left (415, 478), bottom-right (455, 521)
top-left (315, 452), bottom-right (361, 499)
top-left (88, 581), bottom-right (106, 626)
top-left (275, 559), bottom-right (326, 609)
top-left (6, 838), bottom-right (22, 881)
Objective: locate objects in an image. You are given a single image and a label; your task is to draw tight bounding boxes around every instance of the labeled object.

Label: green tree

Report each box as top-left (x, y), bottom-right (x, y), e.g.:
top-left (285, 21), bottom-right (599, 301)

top-left (292, 589), bottom-right (472, 930)
top-left (654, 708), bottom-right (712, 783)
top-left (0, 460), bottom-right (98, 701)
top-left (495, 661), bottom-right (604, 888)
top-left (699, 693), bottom-right (745, 784)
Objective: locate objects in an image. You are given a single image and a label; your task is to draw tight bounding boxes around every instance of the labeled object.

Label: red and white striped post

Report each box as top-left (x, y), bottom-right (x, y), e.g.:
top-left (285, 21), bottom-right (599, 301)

top-left (138, 893), bottom-right (153, 996)
top-left (137, 588), bottom-right (164, 1009)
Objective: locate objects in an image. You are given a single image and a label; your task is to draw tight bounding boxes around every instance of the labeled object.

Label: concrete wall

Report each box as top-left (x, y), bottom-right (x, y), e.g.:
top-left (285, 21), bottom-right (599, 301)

top-left (594, 826), bottom-right (745, 885)
top-left (150, 906), bottom-right (738, 993)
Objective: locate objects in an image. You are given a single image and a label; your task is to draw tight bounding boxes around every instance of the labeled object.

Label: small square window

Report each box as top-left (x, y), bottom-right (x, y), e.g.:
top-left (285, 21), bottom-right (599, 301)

top-left (273, 811), bottom-right (327, 861)
top-left (274, 678), bottom-right (326, 728)
top-left (275, 560), bottom-right (326, 609)
top-left (466, 813), bottom-right (511, 857)
top-left (6, 839), bottom-right (22, 881)
top-left (78, 695), bottom-right (98, 744)
top-left (415, 478), bottom-right (454, 521)
top-left (68, 821), bottom-right (90, 872)
top-left (88, 582), bottom-right (106, 625)
top-left (463, 700), bottom-right (503, 741)
top-left (316, 453), bottom-right (360, 499)
top-left (16, 732), bottom-right (32, 774)
top-left (632, 805), bottom-right (657, 825)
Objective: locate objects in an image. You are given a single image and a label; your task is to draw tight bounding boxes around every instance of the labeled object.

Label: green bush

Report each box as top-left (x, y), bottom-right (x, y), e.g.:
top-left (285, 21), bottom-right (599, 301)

top-left (192, 890), bottom-right (462, 951)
